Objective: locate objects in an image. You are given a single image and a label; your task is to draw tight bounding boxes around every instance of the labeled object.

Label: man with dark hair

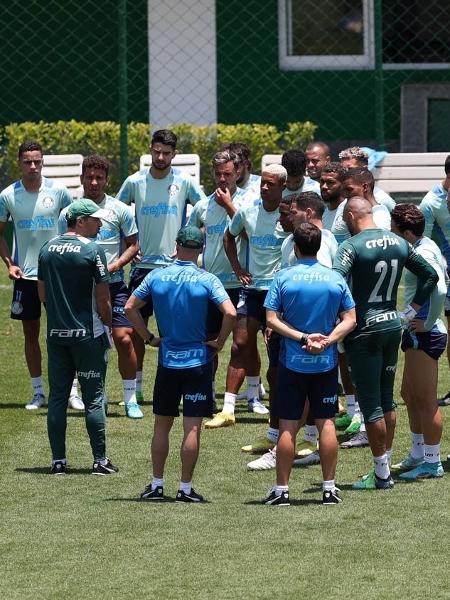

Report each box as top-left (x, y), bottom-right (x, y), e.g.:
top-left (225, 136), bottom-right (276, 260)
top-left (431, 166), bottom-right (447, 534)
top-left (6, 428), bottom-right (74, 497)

top-left (38, 199), bottom-right (117, 475)
top-left (117, 129), bottom-right (206, 403)
top-left (342, 168), bottom-right (391, 230)
top-left (419, 154), bottom-right (450, 406)
top-left (59, 155), bottom-right (141, 418)
top-left (339, 146), bottom-right (395, 211)
top-left (334, 197), bottom-right (439, 490)
top-left (262, 222), bottom-right (356, 505)
top-left (320, 162), bottom-right (350, 244)
top-left (125, 225), bottom-right (236, 502)
top-left (0, 140), bottom-right (72, 409)
top-left (222, 142), bottom-right (260, 198)
top-left (305, 141), bottom-right (331, 181)
top-left (281, 149), bottom-right (320, 198)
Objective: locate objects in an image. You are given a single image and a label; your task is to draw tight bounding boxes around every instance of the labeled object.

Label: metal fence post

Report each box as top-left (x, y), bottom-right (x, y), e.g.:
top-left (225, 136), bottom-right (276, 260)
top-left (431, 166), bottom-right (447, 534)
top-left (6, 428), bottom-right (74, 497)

top-left (374, 0), bottom-right (385, 149)
top-left (118, 0), bottom-right (128, 182)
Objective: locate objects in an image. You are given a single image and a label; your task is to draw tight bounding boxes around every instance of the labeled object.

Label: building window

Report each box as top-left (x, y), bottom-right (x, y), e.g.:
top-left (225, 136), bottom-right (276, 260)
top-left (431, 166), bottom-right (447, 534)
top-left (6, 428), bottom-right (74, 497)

top-left (278, 0), bottom-right (374, 70)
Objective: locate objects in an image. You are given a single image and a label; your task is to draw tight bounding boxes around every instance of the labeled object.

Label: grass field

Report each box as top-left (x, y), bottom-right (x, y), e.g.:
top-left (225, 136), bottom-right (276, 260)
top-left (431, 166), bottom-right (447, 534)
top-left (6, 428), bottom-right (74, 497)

top-left (1, 267), bottom-right (449, 600)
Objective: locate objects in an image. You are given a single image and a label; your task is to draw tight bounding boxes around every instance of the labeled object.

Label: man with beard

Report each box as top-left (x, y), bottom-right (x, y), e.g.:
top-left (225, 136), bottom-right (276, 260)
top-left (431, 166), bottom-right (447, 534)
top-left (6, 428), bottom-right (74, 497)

top-left (305, 141), bottom-right (331, 182)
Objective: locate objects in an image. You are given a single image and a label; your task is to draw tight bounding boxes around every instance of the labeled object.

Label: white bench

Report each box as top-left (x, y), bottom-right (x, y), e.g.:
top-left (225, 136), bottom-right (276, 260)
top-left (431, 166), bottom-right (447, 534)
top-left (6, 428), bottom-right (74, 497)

top-left (140, 153), bottom-right (201, 185)
top-left (42, 154), bottom-right (84, 199)
top-left (262, 152), bottom-right (450, 195)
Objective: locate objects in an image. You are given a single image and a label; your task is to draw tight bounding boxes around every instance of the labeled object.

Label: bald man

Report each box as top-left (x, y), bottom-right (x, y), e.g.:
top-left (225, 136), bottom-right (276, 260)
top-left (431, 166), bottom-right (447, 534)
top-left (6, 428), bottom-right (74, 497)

top-left (333, 197), bottom-right (439, 490)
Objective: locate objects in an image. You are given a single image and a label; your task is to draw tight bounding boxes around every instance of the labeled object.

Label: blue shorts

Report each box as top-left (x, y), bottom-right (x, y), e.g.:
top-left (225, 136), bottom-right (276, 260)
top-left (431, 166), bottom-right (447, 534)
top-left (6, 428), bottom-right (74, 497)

top-left (152, 362), bottom-right (214, 418)
top-left (11, 278), bottom-right (41, 320)
top-left (274, 363), bottom-right (339, 420)
top-left (110, 281), bottom-right (133, 328)
top-left (237, 288), bottom-right (268, 326)
top-left (206, 287), bottom-right (241, 336)
top-left (129, 267), bottom-right (153, 318)
top-left (401, 328), bottom-right (447, 361)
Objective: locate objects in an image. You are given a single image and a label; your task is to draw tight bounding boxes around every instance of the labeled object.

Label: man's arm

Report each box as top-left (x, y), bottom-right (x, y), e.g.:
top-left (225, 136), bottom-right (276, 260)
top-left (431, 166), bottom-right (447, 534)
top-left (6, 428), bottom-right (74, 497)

top-left (108, 234), bottom-right (139, 274)
top-left (0, 221), bottom-right (22, 279)
top-left (418, 192), bottom-right (437, 239)
top-left (124, 294), bottom-right (160, 346)
top-left (322, 308), bottom-right (356, 346)
top-left (266, 309), bottom-right (309, 343)
top-left (37, 279), bottom-right (46, 303)
top-left (215, 188), bottom-right (237, 220)
top-left (332, 240), bottom-right (355, 279)
top-left (223, 228), bottom-right (252, 285)
top-left (405, 248), bottom-right (439, 309)
top-left (95, 282), bottom-right (112, 329)
top-left (205, 299), bottom-right (236, 353)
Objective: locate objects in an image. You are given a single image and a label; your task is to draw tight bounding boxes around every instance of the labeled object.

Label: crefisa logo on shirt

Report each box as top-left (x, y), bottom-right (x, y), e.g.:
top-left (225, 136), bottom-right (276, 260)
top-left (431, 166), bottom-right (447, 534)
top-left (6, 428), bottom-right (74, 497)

top-left (42, 196), bottom-right (55, 209)
top-left (168, 183), bottom-right (180, 198)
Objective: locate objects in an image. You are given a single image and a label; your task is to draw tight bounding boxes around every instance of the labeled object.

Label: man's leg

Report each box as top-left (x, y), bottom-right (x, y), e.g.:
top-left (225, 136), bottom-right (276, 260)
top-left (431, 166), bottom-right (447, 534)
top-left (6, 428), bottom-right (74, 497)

top-left (152, 415), bottom-right (175, 478)
top-left (113, 325), bottom-right (142, 419)
top-left (180, 416), bottom-right (203, 483)
top-left (276, 419), bottom-right (298, 486)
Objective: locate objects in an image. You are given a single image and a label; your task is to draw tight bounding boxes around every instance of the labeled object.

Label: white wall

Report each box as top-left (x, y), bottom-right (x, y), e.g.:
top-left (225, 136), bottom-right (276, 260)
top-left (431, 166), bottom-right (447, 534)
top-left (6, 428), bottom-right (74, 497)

top-left (148, 1), bottom-right (217, 126)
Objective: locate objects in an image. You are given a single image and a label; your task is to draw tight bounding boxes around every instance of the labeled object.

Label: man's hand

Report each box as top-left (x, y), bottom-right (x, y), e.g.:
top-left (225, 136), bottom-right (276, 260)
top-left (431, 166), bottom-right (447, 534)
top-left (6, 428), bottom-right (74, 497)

top-left (408, 319), bottom-right (426, 333)
top-left (108, 261), bottom-right (121, 274)
top-left (148, 336), bottom-right (161, 347)
top-left (215, 187), bottom-right (233, 209)
top-left (304, 333), bottom-right (329, 354)
top-left (8, 265), bottom-right (23, 280)
top-left (235, 267), bottom-right (252, 286)
top-left (264, 327), bottom-right (273, 344)
top-left (205, 339), bottom-right (224, 355)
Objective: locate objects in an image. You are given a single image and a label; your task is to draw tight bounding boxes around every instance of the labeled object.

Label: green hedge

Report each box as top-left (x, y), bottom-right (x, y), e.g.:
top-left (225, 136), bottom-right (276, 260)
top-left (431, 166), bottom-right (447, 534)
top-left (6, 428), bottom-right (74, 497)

top-left (0, 120), bottom-right (317, 195)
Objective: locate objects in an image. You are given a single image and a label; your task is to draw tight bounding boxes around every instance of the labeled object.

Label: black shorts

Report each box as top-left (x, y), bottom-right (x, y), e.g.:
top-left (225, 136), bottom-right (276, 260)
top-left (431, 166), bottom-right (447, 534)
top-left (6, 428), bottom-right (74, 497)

top-left (206, 287), bottom-right (241, 336)
top-left (110, 281), bottom-right (133, 328)
top-left (267, 331), bottom-right (282, 367)
top-left (274, 363), bottom-right (339, 420)
top-left (401, 328), bottom-right (447, 361)
top-left (129, 267), bottom-right (153, 318)
top-left (11, 278), bottom-right (41, 320)
top-left (152, 362), bottom-right (214, 418)
top-left (236, 288), bottom-right (268, 326)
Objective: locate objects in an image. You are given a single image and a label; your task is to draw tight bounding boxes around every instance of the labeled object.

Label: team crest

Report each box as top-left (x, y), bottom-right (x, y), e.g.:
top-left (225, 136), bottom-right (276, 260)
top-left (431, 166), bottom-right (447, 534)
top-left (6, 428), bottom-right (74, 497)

top-left (105, 209), bottom-right (116, 222)
top-left (168, 184), bottom-right (180, 198)
top-left (42, 196), bottom-right (55, 209)
top-left (11, 301), bottom-right (23, 315)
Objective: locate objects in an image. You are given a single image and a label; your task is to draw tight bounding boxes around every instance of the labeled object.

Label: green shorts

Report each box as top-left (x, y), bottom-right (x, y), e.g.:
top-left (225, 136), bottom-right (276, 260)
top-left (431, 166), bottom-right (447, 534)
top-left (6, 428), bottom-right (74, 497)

top-left (344, 328), bottom-right (401, 423)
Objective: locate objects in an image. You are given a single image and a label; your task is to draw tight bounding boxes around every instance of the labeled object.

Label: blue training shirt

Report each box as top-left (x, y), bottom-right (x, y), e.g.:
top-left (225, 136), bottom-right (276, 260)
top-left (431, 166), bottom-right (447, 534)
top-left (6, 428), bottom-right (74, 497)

top-left (264, 259), bottom-right (355, 373)
top-left (133, 260), bottom-right (229, 368)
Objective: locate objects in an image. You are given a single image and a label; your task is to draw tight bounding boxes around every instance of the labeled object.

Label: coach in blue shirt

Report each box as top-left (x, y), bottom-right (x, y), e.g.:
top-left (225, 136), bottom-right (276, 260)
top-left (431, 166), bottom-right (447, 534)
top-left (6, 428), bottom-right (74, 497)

top-left (125, 225), bottom-right (236, 503)
top-left (263, 222), bottom-right (356, 506)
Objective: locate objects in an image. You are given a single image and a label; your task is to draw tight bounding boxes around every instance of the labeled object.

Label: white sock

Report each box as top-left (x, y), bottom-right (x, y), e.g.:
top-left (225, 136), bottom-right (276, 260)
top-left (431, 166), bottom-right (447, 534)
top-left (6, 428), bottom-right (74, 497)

top-left (31, 376), bottom-right (44, 396)
top-left (123, 379), bottom-right (137, 404)
top-left (345, 394), bottom-right (356, 417)
top-left (373, 453), bottom-right (390, 480)
top-left (267, 427), bottom-right (279, 444)
top-left (423, 443), bottom-right (440, 464)
top-left (360, 420), bottom-right (366, 433)
top-left (179, 480), bottom-right (192, 494)
top-left (246, 376), bottom-right (260, 401)
top-left (323, 479), bottom-right (335, 492)
top-left (152, 477), bottom-right (164, 490)
top-left (52, 458), bottom-right (67, 465)
top-left (411, 432), bottom-right (424, 459)
top-left (136, 371), bottom-right (143, 393)
top-left (386, 448), bottom-right (392, 464)
top-left (274, 484), bottom-right (288, 494)
top-left (70, 378), bottom-right (79, 397)
top-left (303, 424), bottom-right (318, 444)
top-left (222, 392), bottom-right (237, 415)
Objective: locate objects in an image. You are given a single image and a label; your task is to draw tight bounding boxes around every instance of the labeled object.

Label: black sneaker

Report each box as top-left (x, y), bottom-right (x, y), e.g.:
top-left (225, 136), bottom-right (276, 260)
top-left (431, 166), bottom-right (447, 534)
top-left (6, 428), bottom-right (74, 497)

top-left (438, 390), bottom-right (450, 406)
top-left (51, 461), bottom-right (67, 475)
top-left (175, 488), bottom-right (204, 503)
top-left (263, 489), bottom-right (290, 506)
top-left (322, 488), bottom-right (342, 505)
top-left (140, 484), bottom-right (164, 501)
top-left (91, 458), bottom-right (119, 475)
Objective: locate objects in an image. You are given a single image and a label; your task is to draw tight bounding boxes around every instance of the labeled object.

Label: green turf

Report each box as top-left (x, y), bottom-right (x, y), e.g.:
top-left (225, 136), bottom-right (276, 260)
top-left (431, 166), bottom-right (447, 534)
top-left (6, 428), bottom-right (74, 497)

top-left (1, 269), bottom-right (449, 600)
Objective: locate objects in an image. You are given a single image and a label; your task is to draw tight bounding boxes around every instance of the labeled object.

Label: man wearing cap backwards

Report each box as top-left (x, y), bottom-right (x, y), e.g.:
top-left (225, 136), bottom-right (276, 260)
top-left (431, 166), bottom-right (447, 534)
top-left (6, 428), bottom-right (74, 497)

top-left (125, 225), bottom-right (236, 502)
top-left (38, 199), bottom-right (117, 476)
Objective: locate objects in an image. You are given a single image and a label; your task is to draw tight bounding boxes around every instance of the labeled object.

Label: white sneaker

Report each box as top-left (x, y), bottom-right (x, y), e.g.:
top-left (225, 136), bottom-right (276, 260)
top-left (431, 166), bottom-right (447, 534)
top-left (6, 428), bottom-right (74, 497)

top-left (248, 448), bottom-right (276, 470)
top-left (25, 394), bottom-right (45, 410)
top-left (69, 393), bottom-right (85, 411)
top-left (248, 398), bottom-right (269, 415)
top-left (293, 450), bottom-right (320, 467)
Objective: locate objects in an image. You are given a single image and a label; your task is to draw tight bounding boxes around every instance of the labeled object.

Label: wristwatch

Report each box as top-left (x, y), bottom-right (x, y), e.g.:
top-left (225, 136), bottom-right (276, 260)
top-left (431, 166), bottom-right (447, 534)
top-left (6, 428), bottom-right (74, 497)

top-left (300, 333), bottom-right (309, 345)
top-left (144, 333), bottom-right (155, 345)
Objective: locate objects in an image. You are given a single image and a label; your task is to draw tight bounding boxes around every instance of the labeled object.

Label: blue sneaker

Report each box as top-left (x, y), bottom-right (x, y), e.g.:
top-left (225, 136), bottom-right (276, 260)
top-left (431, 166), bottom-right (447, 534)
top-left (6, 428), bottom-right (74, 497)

top-left (125, 401), bottom-right (144, 419)
top-left (391, 453), bottom-right (424, 473)
top-left (352, 469), bottom-right (394, 490)
top-left (399, 462), bottom-right (444, 480)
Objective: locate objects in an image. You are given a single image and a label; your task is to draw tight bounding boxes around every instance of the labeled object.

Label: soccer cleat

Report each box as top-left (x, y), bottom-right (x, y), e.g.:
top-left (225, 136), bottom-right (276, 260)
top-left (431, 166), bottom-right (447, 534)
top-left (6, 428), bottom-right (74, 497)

top-left (175, 488), bottom-right (204, 503)
top-left (25, 394), bottom-right (45, 410)
top-left (438, 390), bottom-right (450, 406)
top-left (125, 401), bottom-right (144, 419)
top-left (140, 485), bottom-right (164, 500)
top-left (344, 414), bottom-right (361, 435)
top-left (69, 393), bottom-right (85, 411)
top-left (296, 440), bottom-right (317, 457)
top-left (340, 431), bottom-right (369, 449)
top-left (92, 458), bottom-right (119, 475)
top-left (391, 454), bottom-right (424, 473)
top-left (247, 398), bottom-right (269, 414)
top-left (293, 450), bottom-right (320, 467)
top-left (136, 391), bottom-right (144, 405)
top-left (205, 412), bottom-right (235, 428)
top-left (263, 489), bottom-right (290, 506)
top-left (241, 436), bottom-right (275, 453)
top-left (50, 461), bottom-right (67, 475)
top-left (322, 488), bottom-right (342, 505)
top-left (335, 412), bottom-right (352, 430)
top-left (399, 462), bottom-right (444, 480)
top-left (248, 448), bottom-right (277, 470)
top-left (352, 469), bottom-right (394, 490)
